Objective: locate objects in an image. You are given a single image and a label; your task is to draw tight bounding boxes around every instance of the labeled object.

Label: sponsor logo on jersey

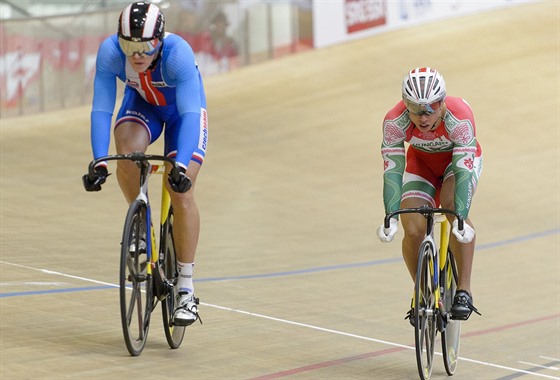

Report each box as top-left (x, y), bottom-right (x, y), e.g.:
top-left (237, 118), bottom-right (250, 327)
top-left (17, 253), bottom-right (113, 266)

top-left (409, 135), bottom-right (452, 152)
top-left (125, 109), bottom-right (149, 122)
top-left (199, 108), bottom-right (208, 152)
top-left (126, 79), bottom-right (140, 88)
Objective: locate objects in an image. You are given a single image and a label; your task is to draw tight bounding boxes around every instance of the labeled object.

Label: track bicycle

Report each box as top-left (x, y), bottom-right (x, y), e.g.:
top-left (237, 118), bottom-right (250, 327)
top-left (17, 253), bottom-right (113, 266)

top-left (384, 205), bottom-right (463, 380)
top-left (86, 152), bottom-right (188, 356)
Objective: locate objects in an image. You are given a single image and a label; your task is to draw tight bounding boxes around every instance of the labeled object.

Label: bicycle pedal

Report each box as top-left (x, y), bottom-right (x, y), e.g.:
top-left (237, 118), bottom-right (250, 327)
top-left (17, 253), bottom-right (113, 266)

top-left (450, 312), bottom-right (470, 321)
top-left (129, 274), bottom-right (148, 282)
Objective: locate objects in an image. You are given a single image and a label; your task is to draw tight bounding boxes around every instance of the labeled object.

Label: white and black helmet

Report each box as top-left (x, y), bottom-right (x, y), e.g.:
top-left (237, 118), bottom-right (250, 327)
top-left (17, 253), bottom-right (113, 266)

top-left (117, 2), bottom-right (165, 56)
top-left (402, 67), bottom-right (446, 105)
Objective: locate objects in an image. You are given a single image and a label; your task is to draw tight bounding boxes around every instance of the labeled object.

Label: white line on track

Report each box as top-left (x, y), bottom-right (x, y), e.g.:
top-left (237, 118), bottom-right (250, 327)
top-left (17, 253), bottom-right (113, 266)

top-left (519, 361), bottom-right (559, 371)
top-left (541, 356), bottom-right (560, 362)
top-left (1, 260), bottom-right (558, 379)
top-left (0, 261), bottom-right (117, 288)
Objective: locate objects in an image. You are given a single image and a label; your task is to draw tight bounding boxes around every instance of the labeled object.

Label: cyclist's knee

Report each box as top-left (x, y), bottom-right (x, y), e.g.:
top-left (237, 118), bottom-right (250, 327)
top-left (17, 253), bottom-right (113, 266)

top-left (115, 122), bottom-right (150, 153)
top-left (116, 161), bottom-right (139, 185)
top-left (403, 227), bottom-right (424, 243)
top-left (169, 188), bottom-right (196, 209)
top-left (401, 215), bottom-right (425, 242)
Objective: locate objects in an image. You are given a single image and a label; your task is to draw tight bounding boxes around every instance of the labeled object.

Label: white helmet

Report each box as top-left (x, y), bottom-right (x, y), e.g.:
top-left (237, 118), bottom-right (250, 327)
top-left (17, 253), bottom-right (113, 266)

top-left (402, 67), bottom-right (446, 105)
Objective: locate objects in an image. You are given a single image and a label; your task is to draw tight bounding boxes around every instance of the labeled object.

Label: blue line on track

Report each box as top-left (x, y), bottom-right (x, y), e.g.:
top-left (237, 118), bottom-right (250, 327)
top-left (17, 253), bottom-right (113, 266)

top-left (475, 227), bottom-right (559, 250)
top-left (196, 227), bottom-right (560, 282)
top-left (195, 257), bottom-right (403, 282)
top-left (1, 228), bottom-right (558, 298)
top-left (0, 285), bottom-right (113, 298)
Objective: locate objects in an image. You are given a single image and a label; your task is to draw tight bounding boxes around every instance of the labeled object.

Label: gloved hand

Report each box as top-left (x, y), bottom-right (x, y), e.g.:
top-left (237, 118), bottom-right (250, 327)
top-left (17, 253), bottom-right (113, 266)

top-left (82, 165), bottom-right (109, 192)
top-left (377, 218), bottom-right (398, 242)
top-left (452, 219), bottom-right (476, 243)
top-left (168, 166), bottom-right (192, 193)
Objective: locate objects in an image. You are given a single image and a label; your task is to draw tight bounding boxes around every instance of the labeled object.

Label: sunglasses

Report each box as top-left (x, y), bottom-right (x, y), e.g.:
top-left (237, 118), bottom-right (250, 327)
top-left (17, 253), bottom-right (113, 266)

top-left (404, 99), bottom-right (442, 116)
top-left (118, 37), bottom-right (161, 57)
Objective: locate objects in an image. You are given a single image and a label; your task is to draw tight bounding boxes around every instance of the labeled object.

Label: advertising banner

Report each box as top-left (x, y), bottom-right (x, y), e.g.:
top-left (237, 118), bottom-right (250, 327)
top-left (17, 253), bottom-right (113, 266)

top-left (313, 0), bottom-right (533, 48)
top-left (345, 0), bottom-right (386, 33)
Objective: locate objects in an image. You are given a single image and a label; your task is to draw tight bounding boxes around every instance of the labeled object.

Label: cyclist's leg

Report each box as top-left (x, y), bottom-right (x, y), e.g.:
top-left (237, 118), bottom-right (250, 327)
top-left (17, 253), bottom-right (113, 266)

top-left (400, 196), bottom-right (431, 282)
top-left (163, 160), bottom-right (201, 326)
top-left (162, 109), bottom-right (207, 270)
top-left (114, 91), bottom-right (163, 202)
top-left (442, 177), bottom-right (474, 292)
top-left (400, 152), bottom-right (440, 283)
top-left (440, 170), bottom-right (478, 295)
top-left (114, 123), bottom-right (150, 202)
top-left (441, 177), bottom-right (477, 319)
top-left (162, 109), bottom-right (207, 326)
top-left (165, 161), bottom-right (201, 266)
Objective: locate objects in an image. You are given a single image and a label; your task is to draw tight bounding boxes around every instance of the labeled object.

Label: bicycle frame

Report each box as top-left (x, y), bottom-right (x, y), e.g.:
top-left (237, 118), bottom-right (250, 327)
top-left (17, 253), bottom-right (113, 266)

top-left (88, 151), bottom-right (180, 263)
top-left (87, 151), bottom-right (186, 355)
top-left (384, 206), bottom-right (461, 293)
top-left (384, 205), bottom-right (463, 380)
top-left (144, 163), bottom-right (173, 286)
top-left (433, 214), bottom-right (450, 314)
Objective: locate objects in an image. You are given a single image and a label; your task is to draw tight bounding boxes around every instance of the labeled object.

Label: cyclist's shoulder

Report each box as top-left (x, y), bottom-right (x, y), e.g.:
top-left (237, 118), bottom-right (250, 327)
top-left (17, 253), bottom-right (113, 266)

top-left (382, 101), bottom-right (411, 147)
top-left (162, 32), bottom-right (195, 57)
top-left (383, 100), bottom-right (412, 133)
top-left (443, 97), bottom-right (480, 148)
top-left (98, 34), bottom-right (120, 54)
top-left (444, 96), bottom-right (474, 120)
top-left (384, 100), bottom-right (410, 122)
top-left (96, 34), bottom-right (125, 72)
top-left (160, 33), bottom-right (198, 77)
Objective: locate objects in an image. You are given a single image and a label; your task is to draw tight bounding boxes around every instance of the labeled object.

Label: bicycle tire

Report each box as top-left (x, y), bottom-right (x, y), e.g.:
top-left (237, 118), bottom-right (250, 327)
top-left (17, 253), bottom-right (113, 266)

top-left (414, 240), bottom-right (437, 380)
top-left (119, 200), bottom-right (154, 356)
top-left (160, 206), bottom-right (186, 349)
top-left (441, 249), bottom-right (461, 375)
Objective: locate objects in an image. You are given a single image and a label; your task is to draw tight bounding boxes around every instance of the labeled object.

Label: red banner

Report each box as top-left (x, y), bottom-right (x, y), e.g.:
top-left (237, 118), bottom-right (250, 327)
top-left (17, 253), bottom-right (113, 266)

top-left (345, 0), bottom-right (386, 33)
top-left (0, 34), bottom-right (103, 107)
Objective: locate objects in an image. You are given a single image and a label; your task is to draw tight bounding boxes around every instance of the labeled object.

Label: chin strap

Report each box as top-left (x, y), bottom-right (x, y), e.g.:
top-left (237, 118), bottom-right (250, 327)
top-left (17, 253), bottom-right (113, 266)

top-left (429, 116), bottom-right (444, 131)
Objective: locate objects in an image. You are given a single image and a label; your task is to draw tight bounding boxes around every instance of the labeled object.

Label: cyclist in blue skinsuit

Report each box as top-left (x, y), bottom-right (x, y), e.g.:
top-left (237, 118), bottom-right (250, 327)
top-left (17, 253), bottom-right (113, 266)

top-left (83, 1), bottom-right (207, 327)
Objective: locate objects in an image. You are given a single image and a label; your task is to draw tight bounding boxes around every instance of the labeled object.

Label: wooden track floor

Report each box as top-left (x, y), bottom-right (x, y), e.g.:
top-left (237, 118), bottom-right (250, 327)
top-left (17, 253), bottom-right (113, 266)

top-left (1, 2), bottom-right (559, 379)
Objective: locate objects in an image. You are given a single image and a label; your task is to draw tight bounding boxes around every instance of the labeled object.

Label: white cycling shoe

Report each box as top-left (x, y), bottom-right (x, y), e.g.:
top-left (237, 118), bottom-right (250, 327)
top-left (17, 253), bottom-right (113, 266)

top-left (173, 293), bottom-right (201, 326)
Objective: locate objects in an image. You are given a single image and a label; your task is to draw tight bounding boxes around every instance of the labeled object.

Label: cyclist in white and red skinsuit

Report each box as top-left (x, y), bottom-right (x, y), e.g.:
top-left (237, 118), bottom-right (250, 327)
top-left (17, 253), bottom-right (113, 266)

top-left (377, 67), bottom-right (482, 321)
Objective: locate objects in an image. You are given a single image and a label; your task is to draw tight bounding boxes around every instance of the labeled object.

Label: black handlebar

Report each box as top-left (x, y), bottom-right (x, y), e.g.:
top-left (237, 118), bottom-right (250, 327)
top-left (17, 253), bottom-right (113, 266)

top-left (384, 205), bottom-right (464, 231)
top-left (88, 152), bottom-right (181, 179)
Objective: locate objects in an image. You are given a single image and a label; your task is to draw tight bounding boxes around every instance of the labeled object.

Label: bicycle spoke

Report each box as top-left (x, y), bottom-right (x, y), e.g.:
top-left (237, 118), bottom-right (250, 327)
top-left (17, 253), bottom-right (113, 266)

top-left (126, 283), bottom-right (137, 326)
top-left (135, 287), bottom-right (144, 339)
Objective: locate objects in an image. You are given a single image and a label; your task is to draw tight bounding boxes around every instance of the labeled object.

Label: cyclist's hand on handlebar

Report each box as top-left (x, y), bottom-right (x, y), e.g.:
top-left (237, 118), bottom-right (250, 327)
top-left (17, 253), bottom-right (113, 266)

top-left (377, 218), bottom-right (398, 243)
top-left (452, 219), bottom-right (475, 243)
top-left (82, 165), bottom-right (109, 192)
top-left (168, 166), bottom-right (192, 193)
